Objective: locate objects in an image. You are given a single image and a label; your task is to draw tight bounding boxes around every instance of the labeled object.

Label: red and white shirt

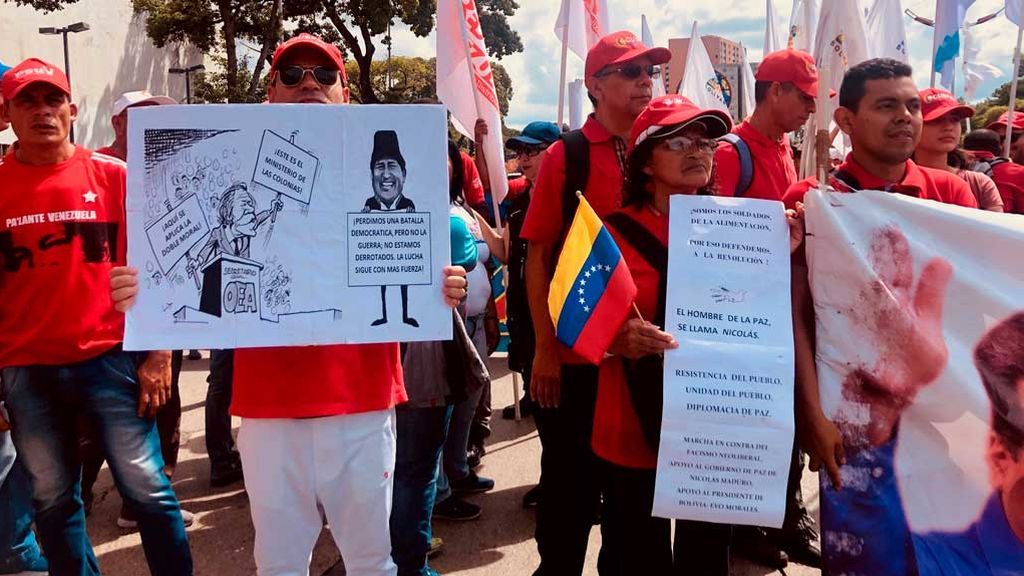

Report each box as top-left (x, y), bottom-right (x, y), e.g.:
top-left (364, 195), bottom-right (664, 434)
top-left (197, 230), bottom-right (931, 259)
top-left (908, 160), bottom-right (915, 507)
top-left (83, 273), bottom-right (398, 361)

top-left (0, 146), bottom-right (127, 367)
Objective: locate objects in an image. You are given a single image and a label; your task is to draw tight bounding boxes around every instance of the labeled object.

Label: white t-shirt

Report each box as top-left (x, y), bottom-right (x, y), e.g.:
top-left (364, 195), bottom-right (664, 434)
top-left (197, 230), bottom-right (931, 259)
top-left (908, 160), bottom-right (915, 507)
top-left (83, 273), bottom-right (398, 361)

top-left (450, 204), bottom-right (491, 316)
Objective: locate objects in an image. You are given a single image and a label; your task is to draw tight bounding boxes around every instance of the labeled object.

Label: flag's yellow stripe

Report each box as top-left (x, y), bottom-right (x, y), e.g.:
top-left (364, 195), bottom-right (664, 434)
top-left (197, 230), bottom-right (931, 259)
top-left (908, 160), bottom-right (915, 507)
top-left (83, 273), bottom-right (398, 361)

top-left (548, 196), bottom-right (604, 325)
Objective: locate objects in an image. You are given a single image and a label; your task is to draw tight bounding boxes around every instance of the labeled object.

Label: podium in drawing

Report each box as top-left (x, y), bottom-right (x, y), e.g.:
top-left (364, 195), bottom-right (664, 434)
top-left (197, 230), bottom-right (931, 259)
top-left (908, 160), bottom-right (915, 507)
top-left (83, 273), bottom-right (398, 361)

top-left (199, 253), bottom-right (264, 317)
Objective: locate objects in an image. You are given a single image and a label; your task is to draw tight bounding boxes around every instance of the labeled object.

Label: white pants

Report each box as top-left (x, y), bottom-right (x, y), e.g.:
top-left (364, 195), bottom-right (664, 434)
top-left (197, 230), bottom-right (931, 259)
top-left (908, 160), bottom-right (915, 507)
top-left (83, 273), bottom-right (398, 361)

top-left (238, 409), bottom-right (398, 576)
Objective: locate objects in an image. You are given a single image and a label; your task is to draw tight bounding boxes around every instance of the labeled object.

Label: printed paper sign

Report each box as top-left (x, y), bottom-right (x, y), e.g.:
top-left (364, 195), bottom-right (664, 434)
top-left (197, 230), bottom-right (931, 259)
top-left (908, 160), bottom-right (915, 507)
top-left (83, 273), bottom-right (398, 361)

top-left (125, 104), bottom-right (452, 349)
top-left (653, 195), bottom-right (795, 529)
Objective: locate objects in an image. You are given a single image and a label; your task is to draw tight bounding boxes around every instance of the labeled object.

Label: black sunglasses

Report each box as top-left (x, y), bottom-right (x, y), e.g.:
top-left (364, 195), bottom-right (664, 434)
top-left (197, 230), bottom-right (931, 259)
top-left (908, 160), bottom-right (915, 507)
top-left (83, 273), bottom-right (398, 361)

top-left (277, 66), bottom-right (340, 87)
top-left (597, 64), bottom-right (660, 80)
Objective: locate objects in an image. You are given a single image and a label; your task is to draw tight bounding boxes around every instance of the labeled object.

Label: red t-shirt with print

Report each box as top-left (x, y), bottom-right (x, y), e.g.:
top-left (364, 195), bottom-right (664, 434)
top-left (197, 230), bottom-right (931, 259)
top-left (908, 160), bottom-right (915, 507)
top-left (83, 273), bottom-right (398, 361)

top-left (0, 146), bottom-right (127, 367)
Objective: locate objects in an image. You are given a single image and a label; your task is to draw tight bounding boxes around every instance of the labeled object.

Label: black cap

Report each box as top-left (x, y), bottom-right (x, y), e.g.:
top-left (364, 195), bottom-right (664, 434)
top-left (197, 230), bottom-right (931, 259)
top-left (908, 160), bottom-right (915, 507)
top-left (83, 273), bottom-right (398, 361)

top-left (371, 130), bottom-right (406, 172)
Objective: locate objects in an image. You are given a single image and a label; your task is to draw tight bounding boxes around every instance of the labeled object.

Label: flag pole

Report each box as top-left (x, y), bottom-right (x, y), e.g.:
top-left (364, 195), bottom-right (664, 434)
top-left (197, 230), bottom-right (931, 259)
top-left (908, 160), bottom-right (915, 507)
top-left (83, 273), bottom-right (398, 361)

top-left (557, 0), bottom-right (571, 129)
top-left (1005, 21), bottom-right (1023, 158)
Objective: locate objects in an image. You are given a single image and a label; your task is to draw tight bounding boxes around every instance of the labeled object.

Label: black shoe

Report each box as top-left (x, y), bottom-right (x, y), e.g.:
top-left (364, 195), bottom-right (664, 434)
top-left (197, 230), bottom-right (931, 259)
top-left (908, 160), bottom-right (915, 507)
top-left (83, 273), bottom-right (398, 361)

top-left (501, 398), bottom-right (534, 420)
top-left (371, 317), bottom-right (388, 326)
top-left (187, 349), bottom-right (203, 360)
top-left (403, 316), bottom-right (419, 327)
top-left (450, 471), bottom-right (494, 495)
top-left (210, 459), bottom-right (244, 488)
top-left (522, 485), bottom-right (540, 509)
top-left (432, 497), bottom-right (481, 521)
top-left (778, 523), bottom-right (822, 568)
top-left (733, 526), bottom-right (789, 570)
top-left (467, 444), bottom-right (486, 470)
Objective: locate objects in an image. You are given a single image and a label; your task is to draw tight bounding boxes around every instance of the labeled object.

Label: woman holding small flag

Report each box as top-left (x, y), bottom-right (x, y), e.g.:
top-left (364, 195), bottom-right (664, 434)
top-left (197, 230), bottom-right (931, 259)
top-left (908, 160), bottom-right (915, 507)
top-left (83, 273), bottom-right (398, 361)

top-left (546, 94), bottom-right (804, 574)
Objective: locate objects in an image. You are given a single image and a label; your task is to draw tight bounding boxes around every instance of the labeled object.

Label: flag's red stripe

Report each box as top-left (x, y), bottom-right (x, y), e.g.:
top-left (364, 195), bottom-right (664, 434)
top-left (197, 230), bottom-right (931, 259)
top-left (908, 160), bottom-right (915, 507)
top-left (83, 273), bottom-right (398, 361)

top-left (572, 259), bottom-right (637, 364)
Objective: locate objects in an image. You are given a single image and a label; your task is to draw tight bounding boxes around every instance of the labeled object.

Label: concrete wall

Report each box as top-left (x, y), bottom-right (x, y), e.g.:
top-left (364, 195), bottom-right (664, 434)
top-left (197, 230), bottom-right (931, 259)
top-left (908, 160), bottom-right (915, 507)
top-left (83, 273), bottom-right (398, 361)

top-left (0, 0), bottom-right (203, 148)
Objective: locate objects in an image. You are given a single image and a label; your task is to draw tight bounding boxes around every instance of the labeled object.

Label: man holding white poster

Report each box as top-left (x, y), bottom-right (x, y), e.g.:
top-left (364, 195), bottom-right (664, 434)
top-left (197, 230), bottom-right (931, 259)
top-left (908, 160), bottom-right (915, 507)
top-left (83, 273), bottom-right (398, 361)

top-left (112, 33), bottom-right (469, 576)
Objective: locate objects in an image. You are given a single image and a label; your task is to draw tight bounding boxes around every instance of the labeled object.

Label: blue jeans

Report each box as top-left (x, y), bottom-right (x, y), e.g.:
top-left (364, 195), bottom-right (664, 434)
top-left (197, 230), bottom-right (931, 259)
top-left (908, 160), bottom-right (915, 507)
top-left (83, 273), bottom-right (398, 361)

top-left (1, 348), bottom-right (193, 576)
top-left (443, 314), bottom-right (488, 482)
top-left (390, 405), bottom-right (453, 576)
top-left (0, 433), bottom-right (47, 574)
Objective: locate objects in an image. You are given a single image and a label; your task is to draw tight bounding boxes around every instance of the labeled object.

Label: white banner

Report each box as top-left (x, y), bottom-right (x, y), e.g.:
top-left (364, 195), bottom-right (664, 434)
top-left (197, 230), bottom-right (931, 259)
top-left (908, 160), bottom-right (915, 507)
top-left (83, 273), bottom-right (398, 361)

top-left (788, 0), bottom-right (820, 52)
top-left (554, 0), bottom-right (609, 62)
top-left (642, 14), bottom-right (666, 98)
top-left (436, 0), bottom-right (509, 203)
top-left (866, 0), bottom-right (909, 62)
top-left (765, 0), bottom-right (782, 55)
top-left (679, 21), bottom-right (729, 113)
top-left (653, 195), bottom-right (795, 528)
top-left (125, 104), bottom-right (452, 350)
top-left (805, 189), bottom-right (1024, 573)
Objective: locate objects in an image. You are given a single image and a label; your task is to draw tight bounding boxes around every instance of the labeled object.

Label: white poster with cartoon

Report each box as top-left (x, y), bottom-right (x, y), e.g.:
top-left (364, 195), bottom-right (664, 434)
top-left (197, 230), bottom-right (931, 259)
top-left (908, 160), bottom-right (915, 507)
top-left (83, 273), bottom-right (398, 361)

top-left (124, 104), bottom-right (451, 350)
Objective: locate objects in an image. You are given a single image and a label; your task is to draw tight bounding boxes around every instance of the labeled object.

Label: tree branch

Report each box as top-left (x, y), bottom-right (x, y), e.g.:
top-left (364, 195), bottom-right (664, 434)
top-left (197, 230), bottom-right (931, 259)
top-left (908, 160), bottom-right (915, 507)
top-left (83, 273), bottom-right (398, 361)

top-left (247, 0), bottom-right (282, 98)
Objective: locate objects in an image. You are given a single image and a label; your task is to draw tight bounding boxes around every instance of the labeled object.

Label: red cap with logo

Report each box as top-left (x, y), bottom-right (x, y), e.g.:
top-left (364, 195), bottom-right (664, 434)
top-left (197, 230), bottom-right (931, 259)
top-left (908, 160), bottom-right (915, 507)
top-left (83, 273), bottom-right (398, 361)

top-left (985, 110), bottom-right (1024, 131)
top-left (271, 33), bottom-right (348, 84)
top-left (585, 30), bottom-right (671, 79)
top-left (755, 49), bottom-right (819, 98)
top-left (1, 58), bottom-right (71, 101)
top-left (628, 95), bottom-right (733, 154)
top-left (919, 88), bottom-right (974, 122)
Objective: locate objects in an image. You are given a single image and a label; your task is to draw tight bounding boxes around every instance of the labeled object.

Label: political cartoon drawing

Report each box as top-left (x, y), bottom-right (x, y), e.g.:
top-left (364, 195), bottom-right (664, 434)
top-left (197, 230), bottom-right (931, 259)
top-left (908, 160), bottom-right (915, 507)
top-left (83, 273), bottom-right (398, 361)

top-left (125, 104), bottom-right (450, 350)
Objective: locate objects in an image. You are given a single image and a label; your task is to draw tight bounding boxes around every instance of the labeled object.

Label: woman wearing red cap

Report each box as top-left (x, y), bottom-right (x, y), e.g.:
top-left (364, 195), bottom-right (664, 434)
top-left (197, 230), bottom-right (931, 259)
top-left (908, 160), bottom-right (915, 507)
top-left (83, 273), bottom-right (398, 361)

top-left (914, 88), bottom-right (1003, 212)
top-left (589, 95), bottom-right (804, 574)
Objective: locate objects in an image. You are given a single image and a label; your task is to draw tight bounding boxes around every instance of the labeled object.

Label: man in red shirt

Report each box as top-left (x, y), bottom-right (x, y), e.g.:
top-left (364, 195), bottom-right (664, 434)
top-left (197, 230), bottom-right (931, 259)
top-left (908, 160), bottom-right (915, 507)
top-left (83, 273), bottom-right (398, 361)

top-left (521, 30), bottom-right (670, 576)
top-left (783, 58), bottom-right (976, 571)
top-left (0, 58), bottom-right (193, 575)
top-left (111, 34), bottom-right (468, 575)
top-left (714, 48), bottom-right (823, 569)
top-left (986, 111), bottom-right (1024, 165)
top-left (715, 49), bottom-right (818, 201)
top-left (964, 128), bottom-right (1024, 214)
top-left (96, 90), bottom-right (176, 160)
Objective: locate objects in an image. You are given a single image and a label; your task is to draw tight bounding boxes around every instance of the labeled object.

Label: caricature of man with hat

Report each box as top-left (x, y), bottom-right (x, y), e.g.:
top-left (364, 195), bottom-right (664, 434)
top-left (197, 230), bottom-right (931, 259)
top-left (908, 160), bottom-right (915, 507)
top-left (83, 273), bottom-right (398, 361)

top-left (363, 129), bottom-right (418, 327)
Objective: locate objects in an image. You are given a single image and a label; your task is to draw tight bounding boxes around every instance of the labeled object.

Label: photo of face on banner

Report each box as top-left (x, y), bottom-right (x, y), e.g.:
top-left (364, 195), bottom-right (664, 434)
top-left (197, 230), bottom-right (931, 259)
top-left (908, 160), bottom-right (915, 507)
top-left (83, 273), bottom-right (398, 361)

top-left (804, 190), bottom-right (1024, 575)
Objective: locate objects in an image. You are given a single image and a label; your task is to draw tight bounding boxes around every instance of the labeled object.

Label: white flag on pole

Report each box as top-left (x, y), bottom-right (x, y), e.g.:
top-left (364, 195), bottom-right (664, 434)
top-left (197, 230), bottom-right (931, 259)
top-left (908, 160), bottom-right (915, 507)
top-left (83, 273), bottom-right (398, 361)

top-left (962, 23), bottom-right (1003, 99)
top-left (765, 0), bottom-right (782, 55)
top-left (740, 43), bottom-right (757, 120)
top-left (933, 0), bottom-right (977, 89)
top-left (642, 14), bottom-right (666, 97)
top-left (1007, 0), bottom-right (1023, 26)
top-left (436, 0), bottom-right (509, 203)
top-left (865, 0), bottom-right (909, 62)
top-left (787, 0), bottom-right (821, 52)
top-left (554, 0), bottom-right (609, 61)
top-left (678, 21), bottom-right (729, 113)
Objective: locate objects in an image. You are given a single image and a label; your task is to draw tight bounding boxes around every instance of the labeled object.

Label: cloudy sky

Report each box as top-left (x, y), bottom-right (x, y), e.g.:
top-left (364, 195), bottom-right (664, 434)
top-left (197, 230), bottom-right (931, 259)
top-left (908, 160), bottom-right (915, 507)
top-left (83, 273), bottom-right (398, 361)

top-left (389, 0), bottom-right (1017, 129)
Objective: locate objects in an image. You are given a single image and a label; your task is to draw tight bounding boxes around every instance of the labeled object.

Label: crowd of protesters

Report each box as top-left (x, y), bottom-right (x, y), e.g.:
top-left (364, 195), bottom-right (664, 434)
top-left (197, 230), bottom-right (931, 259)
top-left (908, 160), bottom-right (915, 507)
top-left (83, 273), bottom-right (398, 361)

top-left (0, 25), bottom-right (1021, 576)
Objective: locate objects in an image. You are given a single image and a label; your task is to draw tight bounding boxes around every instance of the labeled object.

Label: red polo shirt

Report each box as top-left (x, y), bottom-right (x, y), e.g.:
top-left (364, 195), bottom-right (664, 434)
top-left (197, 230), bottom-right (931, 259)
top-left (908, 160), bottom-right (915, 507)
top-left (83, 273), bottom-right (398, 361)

top-left (782, 156), bottom-right (978, 210)
top-left (520, 114), bottom-right (625, 244)
top-left (991, 160), bottom-right (1024, 215)
top-left (593, 204), bottom-right (665, 469)
top-left (231, 344), bottom-right (407, 418)
top-left (714, 120), bottom-right (797, 201)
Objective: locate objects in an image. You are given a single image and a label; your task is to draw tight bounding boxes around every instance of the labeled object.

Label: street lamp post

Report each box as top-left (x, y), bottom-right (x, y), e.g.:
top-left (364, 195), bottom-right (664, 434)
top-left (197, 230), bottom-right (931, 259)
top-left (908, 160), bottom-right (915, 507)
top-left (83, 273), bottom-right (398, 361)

top-left (168, 65), bottom-right (206, 104)
top-left (38, 21), bottom-right (89, 143)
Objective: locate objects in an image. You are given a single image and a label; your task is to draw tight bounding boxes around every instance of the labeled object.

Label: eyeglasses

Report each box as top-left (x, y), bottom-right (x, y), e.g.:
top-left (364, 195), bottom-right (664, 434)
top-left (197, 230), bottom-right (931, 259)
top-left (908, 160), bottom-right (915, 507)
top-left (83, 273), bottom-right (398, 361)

top-left (516, 146), bottom-right (548, 158)
top-left (277, 66), bottom-right (340, 87)
top-left (657, 135), bottom-right (717, 153)
top-left (596, 64), bottom-right (661, 80)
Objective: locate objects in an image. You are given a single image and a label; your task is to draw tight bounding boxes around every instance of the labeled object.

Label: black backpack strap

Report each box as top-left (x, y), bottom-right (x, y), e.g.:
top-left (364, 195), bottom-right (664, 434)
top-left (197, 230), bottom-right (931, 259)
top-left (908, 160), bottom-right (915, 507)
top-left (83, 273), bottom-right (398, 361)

top-left (604, 213), bottom-right (667, 284)
top-left (719, 133), bottom-right (754, 197)
top-left (560, 130), bottom-right (591, 235)
top-left (832, 168), bottom-right (862, 192)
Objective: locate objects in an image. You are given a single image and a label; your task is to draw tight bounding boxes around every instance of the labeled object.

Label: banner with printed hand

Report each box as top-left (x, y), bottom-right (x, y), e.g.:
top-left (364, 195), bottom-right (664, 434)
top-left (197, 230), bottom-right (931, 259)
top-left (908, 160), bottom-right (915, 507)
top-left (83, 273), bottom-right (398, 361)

top-left (804, 189), bottom-right (1024, 574)
top-left (436, 0), bottom-right (509, 203)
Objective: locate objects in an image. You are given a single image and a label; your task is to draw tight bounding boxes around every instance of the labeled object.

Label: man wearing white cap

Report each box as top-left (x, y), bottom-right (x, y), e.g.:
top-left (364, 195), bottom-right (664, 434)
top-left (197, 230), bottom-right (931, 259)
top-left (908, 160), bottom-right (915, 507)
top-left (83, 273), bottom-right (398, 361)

top-left (96, 90), bottom-right (176, 161)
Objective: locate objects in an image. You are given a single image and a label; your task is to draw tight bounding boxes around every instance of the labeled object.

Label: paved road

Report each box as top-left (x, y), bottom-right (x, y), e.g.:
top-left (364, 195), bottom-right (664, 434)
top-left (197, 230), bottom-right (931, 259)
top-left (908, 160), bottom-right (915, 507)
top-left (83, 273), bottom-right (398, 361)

top-left (87, 353), bottom-right (821, 575)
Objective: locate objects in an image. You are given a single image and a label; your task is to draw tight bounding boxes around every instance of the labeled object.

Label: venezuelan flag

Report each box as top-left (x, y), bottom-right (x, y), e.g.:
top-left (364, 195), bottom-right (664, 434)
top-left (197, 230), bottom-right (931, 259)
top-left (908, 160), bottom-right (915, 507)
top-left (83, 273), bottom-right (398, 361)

top-left (548, 194), bottom-right (637, 364)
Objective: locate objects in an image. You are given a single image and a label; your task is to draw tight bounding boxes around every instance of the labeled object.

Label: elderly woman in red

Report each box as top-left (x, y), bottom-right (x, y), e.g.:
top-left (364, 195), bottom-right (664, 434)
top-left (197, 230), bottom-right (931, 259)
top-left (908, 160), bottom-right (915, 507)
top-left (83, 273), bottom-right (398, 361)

top-left (596, 95), bottom-right (805, 575)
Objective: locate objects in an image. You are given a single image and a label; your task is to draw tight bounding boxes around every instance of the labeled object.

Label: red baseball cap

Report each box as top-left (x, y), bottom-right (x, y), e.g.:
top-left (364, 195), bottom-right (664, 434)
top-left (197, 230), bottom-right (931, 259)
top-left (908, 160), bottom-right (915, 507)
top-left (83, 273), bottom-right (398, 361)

top-left (1, 58), bottom-right (70, 101)
top-left (585, 31), bottom-right (671, 79)
top-left (271, 33), bottom-right (348, 84)
top-left (919, 88), bottom-right (974, 122)
top-left (985, 110), bottom-right (1024, 131)
top-left (628, 95), bottom-right (733, 154)
top-left (755, 49), bottom-right (819, 99)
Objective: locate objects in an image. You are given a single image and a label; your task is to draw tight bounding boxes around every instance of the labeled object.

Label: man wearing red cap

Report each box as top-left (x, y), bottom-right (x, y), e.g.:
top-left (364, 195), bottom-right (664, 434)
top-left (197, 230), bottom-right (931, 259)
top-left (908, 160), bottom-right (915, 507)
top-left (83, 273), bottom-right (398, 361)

top-left (111, 34), bottom-right (469, 576)
top-left (986, 110), bottom-right (1024, 164)
top-left (0, 58), bottom-right (193, 575)
top-left (713, 48), bottom-right (823, 569)
top-left (782, 58), bottom-right (977, 574)
top-left (520, 30), bottom-right (670, 575)
top-left (963, 127), bottom-right (1024, 214)
top-left (715, 49), bottom-right (818, 201)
